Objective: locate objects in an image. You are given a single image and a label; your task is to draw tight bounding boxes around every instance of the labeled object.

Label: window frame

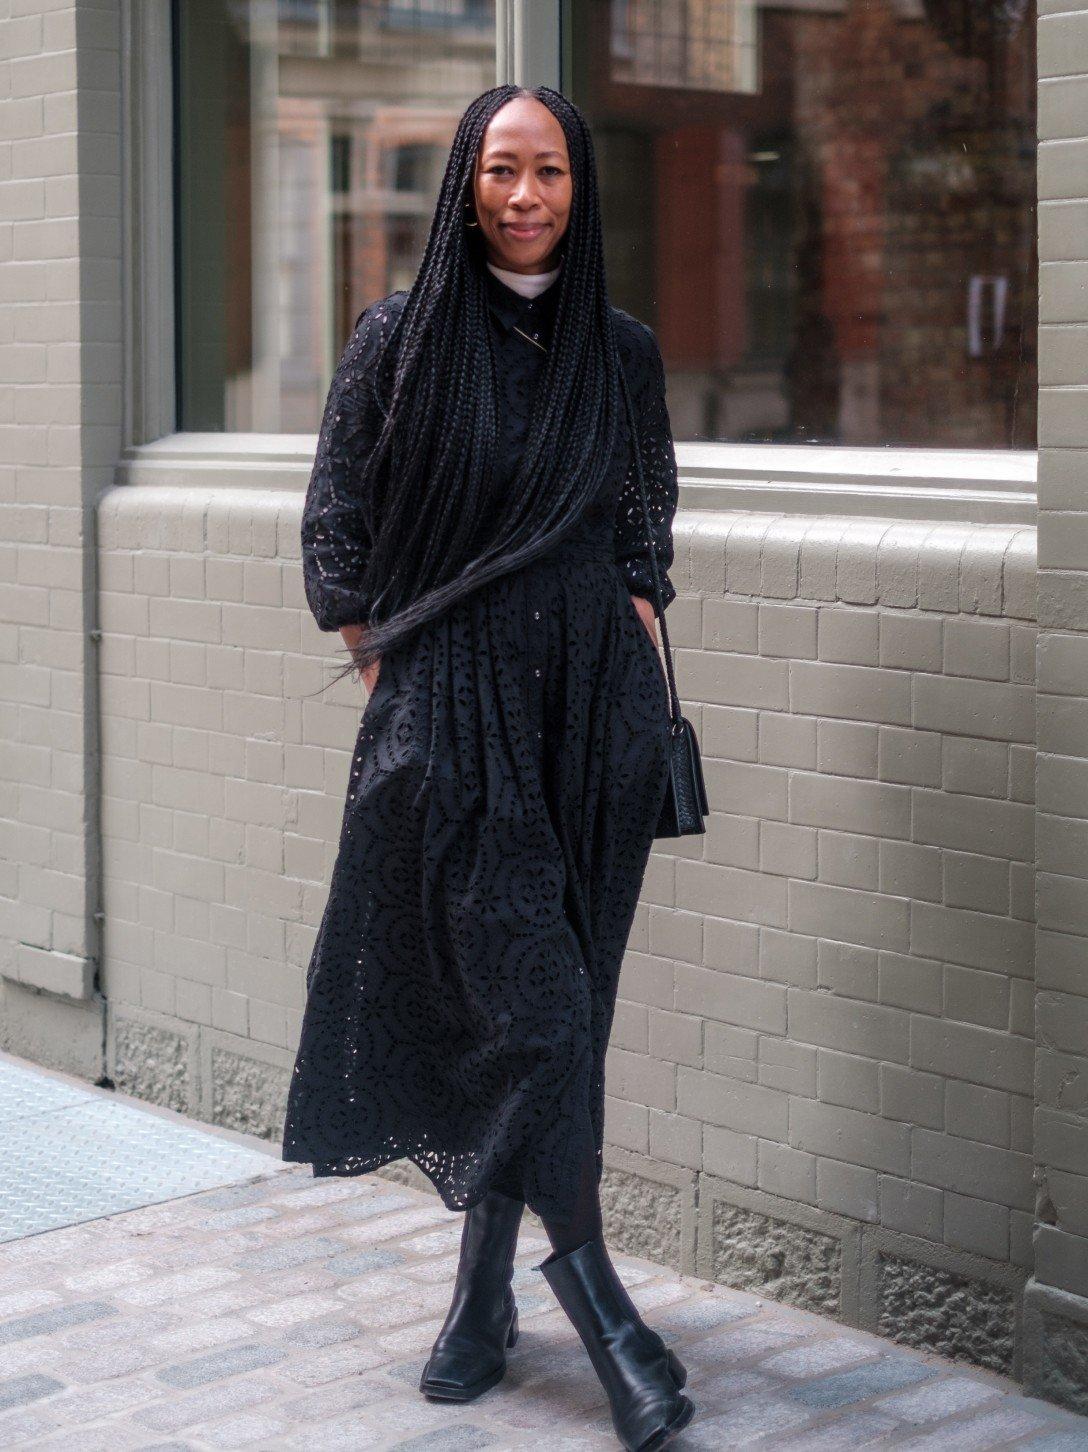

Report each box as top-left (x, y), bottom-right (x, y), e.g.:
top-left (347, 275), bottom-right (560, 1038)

top-left (119, 0), bottom-right (1038, 526)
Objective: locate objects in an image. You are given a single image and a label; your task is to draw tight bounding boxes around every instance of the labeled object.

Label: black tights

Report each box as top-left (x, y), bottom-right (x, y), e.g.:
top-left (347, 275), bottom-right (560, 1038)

top-left (538, 1134), bottom-right (604, 1257)
top-left (491, 1135), bottom-right (603, 1257)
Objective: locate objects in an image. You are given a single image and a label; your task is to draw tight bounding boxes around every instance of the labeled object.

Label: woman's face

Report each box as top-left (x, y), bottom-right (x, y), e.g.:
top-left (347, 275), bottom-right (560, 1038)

top-left (472, 96), bottom-right (572, 274)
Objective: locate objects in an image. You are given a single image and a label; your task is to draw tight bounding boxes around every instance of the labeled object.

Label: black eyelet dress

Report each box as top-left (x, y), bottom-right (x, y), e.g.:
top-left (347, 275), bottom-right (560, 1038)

top-left (282, 267), bottom-right (680, 1221)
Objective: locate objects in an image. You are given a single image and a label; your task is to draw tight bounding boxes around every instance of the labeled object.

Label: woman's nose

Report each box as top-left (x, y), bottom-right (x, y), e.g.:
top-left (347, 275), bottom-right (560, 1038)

top-left (510, 175), bottom-right (540, 208)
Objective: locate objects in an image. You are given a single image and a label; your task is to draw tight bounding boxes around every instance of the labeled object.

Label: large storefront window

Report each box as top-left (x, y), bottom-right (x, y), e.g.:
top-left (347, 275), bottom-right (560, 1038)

top-left (569, 0), bottom-right (1038, 450)
top-left (174, 0), bottom-right (1037, 451)
top-left (173, 0), bottom-right (496, 432)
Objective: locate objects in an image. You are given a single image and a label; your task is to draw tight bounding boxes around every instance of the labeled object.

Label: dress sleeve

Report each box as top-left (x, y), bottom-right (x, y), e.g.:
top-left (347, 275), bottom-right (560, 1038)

top-left (613, 322), bottom-right (679, 616)
top-left (300, 299), bottom-right (396, 633)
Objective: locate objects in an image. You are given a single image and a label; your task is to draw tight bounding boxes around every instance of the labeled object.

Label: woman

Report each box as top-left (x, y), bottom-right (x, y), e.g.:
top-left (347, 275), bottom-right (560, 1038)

top-left (283, 83), bottom-right (693, 1451)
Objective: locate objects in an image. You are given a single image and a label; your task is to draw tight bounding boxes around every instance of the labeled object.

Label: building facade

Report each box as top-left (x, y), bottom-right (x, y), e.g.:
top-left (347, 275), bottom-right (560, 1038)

top-left (2, 0), bottom-right (1087, 1410)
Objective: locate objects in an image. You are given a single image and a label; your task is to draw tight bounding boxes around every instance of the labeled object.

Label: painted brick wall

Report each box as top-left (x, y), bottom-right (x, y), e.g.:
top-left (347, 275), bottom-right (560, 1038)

top-left (608, 511), bottom-right (1037, 1276)
top-left (0, 0), bottom-right (123, 1075)
top-left (1024, 0), bottom-right (1088, 1410)
top-left (95, 487), bottom-right (316, 1128)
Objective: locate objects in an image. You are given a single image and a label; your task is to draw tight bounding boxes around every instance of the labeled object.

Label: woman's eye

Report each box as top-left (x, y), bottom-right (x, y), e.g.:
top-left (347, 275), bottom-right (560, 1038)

top-left (487, 165), bottom-right (563, 178)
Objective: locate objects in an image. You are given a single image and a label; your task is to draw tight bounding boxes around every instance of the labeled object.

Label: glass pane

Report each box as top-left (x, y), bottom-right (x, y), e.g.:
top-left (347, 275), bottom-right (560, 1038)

top-left (174, 0), bottom-right (497, 432)
top-left (569, 0), bottom-right (1037, 450)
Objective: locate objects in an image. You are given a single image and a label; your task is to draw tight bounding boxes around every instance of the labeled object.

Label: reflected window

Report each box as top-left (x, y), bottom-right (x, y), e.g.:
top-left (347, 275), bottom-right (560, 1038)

top-left (569, 0), bottom-right (1038, 449)
top-left (174, 0), bottom-right (496, 432)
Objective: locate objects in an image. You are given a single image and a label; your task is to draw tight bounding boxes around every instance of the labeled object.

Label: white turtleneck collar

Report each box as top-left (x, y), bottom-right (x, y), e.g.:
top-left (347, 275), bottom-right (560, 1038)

top-left (485, 259), bottom-right (561, 299)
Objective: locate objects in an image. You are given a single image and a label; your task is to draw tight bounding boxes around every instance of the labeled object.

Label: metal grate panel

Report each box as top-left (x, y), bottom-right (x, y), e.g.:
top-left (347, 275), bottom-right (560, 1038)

top-left (0, 1059), bottom-right (284, 1243)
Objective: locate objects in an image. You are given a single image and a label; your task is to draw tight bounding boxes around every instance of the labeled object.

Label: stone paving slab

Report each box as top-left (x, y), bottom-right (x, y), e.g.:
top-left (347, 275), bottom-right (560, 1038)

top-left (0, 1056), bottom-right (285, 1243)
top-left (1, 1173), bottom-right (1087, 1447)
top-left (1, 1057), bottom-right (1087, 1449)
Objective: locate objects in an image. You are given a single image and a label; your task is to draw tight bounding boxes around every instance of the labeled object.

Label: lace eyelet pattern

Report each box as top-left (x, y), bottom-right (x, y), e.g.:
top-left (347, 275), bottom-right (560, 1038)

top-left (284, 275), bottom-right (680, 1220)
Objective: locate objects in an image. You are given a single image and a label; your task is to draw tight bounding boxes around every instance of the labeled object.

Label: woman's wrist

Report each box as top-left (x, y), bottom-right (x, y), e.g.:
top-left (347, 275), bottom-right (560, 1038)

top-left (340, 621), bottom-right (369, 648)
top-left (339, 621), bottom-right (380, 689)
top-left (631, 593), bottom-right (658, 645)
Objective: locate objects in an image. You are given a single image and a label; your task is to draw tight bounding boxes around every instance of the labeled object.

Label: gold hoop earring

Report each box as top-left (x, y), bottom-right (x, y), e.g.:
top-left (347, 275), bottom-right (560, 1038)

top-left (463, 200), bottom-right (480, 228)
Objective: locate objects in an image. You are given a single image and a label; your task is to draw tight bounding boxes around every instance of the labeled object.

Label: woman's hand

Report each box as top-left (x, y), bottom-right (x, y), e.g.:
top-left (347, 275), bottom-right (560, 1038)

top-left (631, 594), bottom-right (659, 646)
top-left (340, 622), bottom-right (381, 696)
top-left (630, 594), bottom-right (666, 679)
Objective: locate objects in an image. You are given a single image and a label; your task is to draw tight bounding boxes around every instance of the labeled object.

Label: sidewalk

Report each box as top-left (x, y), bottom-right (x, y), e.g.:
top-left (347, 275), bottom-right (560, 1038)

top-left (1, 1055), bottom-right (1087, 1450)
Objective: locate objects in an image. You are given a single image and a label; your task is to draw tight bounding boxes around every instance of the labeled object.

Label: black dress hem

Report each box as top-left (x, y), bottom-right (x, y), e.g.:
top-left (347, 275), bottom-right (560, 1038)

top-left (282, 1144), bottom-right (545, 1217)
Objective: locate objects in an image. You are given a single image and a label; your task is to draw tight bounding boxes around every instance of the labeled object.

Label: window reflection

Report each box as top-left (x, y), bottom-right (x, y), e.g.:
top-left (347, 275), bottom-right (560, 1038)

top-left (570, 0), bottom-right (1038, 449)
top-left (174, 0), bottom-right (496, 432)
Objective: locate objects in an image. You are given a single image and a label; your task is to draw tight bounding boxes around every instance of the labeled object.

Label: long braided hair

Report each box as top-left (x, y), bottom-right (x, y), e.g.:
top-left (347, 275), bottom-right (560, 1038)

top-left (326, 83), bottom-right (626, 685)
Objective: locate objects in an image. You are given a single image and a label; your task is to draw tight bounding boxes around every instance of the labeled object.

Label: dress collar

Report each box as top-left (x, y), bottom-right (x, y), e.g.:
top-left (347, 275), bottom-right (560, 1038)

top-left (483, 261), bottom-right (563, 338)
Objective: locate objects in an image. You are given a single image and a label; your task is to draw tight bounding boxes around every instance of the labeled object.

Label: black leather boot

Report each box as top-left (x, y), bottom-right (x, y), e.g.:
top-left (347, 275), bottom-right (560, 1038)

top-left (419, 1189), bottom-right (524, 1401)
top-left (537, 1236), bottom-right (694, 1451)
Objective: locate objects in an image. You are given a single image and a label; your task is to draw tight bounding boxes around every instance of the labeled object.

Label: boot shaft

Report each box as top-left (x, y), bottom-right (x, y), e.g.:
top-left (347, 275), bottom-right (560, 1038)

top-left (536, 1235), bottom-right (695, 1451)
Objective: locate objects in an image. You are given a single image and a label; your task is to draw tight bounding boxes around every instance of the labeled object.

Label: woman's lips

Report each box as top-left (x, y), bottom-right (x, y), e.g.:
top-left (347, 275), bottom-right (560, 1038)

top-left (501, 223), bottom-right (547, 239)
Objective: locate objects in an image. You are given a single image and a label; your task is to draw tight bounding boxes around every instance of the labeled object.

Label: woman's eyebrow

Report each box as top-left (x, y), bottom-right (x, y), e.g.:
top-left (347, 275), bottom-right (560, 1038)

top-left (484, 149), bottom-right (565, 160)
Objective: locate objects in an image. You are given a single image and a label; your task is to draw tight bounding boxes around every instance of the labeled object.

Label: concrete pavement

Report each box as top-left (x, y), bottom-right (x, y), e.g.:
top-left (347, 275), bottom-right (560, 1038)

top-left (1, 1054), bottom-right (1087, 1450)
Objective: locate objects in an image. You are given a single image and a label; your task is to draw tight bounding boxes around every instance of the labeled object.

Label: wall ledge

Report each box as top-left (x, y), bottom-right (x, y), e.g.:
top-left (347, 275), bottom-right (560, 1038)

top-left (4, 946), bottom-right (96, 1002)
top-left (114, 435), bottom-right (1038, 526)
top-left (98, 485), bottom-right (1038, 623)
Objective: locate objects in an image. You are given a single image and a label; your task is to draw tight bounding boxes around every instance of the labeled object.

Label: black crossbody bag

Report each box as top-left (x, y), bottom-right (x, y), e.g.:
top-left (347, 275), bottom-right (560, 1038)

top-left (616, 357), bottom-right (709, 839)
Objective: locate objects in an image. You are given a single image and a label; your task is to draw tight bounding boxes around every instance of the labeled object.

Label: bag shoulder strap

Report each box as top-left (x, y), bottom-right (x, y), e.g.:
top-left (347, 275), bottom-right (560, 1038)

top-left (616, 355), bottom-right (684, 732)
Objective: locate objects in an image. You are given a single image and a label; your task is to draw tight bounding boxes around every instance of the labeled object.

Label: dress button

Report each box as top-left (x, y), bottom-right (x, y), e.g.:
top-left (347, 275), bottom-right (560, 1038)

top-left (534, 667), bottom-right (541, 677)
top-left (533, 609), bottom-right (540, 620)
